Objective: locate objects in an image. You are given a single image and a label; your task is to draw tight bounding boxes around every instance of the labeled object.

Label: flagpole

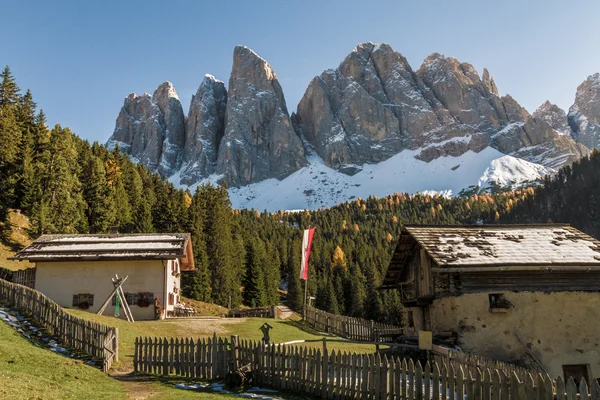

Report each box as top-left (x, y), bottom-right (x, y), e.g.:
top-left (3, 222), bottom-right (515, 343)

top-left (303, 272), bottom-right (308, 321)
top-left (300, 226), bottom-right (315, 321)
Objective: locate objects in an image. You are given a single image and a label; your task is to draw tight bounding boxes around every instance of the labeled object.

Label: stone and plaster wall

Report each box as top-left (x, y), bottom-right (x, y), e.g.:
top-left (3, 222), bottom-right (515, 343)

top-left (427, 291), bottom-right (600, 378)
top-left (35, 259), bottom-right (180, 320)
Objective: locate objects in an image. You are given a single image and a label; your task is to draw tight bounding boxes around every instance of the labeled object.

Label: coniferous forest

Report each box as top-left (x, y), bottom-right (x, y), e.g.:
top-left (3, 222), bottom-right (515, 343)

top-left (2, 66), bottom-right (600, 323)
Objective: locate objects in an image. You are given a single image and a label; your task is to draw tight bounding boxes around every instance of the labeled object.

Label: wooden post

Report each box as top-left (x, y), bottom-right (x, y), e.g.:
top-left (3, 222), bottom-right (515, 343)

top-left (231, 335), bottom-right (239, 371)
top-left (114, 328), bottom-right (119, 362)
top-left (302, 278), bottom-right (308, 321)
top-left (96, 275), bottom-right (128, 315)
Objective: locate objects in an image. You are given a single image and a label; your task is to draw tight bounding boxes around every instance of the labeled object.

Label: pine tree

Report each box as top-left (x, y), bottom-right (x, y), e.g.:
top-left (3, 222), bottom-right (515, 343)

top-left (0, 66), bottom-right (20, 106)
top-left (202, 183), bottom-right (238, 307)
top-left (37, 125), bottom-right (85, 233)
top-left (0, 97), bottom-right (22, 218)
top-left (331, 245), bottom-right (347, 271)
top-left (182, 186), bottom-right (211, 302)
top-left (263, 242), bottom-right (280, 305)
top-left (81, 153), bottom-right (115, 233)
top-left (243, 240), bottom-right (267, 307)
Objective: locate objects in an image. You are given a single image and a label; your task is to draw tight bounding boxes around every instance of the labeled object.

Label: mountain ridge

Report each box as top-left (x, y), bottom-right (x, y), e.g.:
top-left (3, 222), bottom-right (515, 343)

top-left (107, 43), bottom-right (599, 209)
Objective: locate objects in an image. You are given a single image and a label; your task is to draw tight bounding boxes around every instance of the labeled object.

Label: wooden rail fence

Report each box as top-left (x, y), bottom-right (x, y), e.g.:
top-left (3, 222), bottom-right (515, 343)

top-left (305, 305), bottom-right (403, 342)
top-left (0, 278), bottom-right (118, 372)
top-left (227, 305), bottom-right (279, 318)
top-left (434, 349), bottom-right (535, 383)
top-left (134, 334), bottom-right (600, 399)
top-left (11, 267), bottom-right (36, 288)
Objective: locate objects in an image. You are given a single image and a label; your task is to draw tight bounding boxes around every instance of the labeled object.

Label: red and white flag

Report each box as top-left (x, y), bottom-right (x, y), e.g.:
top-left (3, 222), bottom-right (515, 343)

top-left (300, 227), bottom-right (315, 280)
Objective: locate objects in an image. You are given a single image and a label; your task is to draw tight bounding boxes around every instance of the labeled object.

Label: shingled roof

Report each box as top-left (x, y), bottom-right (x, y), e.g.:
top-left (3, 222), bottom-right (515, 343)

top-left (10, 233), bottom-right (195, 271)
top-left (381, 225), bottom-right (600, 289)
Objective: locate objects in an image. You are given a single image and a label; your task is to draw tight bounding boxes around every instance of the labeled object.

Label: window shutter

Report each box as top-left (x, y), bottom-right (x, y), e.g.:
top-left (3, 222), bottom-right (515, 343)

top-left (89, 294), bottom-right (94, 306)
top-left (72, 294), bottom-right (79, 307)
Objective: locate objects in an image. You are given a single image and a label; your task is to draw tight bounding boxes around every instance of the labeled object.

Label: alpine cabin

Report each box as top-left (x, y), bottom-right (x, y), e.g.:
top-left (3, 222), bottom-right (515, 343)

top-left (10, 233), bottom-right (195, 320)
top-left (381, 225), bottom-right (600, 381)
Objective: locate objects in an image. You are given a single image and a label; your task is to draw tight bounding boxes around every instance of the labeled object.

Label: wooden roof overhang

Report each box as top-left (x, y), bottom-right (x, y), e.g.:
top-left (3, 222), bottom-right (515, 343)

top-left (380, 224), bottom-right (600, 290)
top-left (380, 229), bottom-right (418, 289)
top-left (10, 233), bottom-right (196, 271)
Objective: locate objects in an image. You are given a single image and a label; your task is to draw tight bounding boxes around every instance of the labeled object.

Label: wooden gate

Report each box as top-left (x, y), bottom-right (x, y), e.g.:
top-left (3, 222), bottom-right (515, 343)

top-left (103, 328), bottom-right (119, 372)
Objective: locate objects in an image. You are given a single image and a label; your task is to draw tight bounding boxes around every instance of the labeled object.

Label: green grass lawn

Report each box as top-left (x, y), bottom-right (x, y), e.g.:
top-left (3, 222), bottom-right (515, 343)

top-left (0, 320), bottom-right (127, 400)
top-left (0, 318), bottom-right (306, 399)
top-left (66, 309), bottom-right (379, 372)
top-left (1, 305), bottom-right (374, 399)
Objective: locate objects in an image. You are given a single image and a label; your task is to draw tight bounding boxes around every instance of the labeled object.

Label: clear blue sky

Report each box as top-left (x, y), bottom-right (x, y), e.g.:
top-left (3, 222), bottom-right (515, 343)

top-left (3, 0), bottom-right (599, 143)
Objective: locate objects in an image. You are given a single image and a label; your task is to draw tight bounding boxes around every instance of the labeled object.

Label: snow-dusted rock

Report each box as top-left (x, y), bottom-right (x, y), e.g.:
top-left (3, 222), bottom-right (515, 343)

top-left (534, 101), bottom-right (571, 136)
top-left (295, 43), bottom-right (588, 172)
top-left (216, 46), bottom-right (307, 187)
top-left (111, 44), bottom-right (597, 209)
top-left (107, 82), bottom-right (185, 176)
top-left (180, 75), bottom-right (227, 185)
top-left (569, 73), bottom-right (600, 149)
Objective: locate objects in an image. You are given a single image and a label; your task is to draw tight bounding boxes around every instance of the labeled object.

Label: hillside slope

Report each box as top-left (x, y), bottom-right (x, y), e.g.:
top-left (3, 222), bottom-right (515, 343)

top-left (0, 210), bottom-right (33, 271)
top-left (0, 319), bottom-right (126, 399)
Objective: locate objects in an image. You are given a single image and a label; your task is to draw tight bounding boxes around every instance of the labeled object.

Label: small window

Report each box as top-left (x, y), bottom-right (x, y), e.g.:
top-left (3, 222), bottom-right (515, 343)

top-left (406, 311), bottom-right (415, 328)
top-left (112, 292), bottom-right (137, 306)
top-left (563, 364), bottom-right (589, 387)
top-left (73, 293), bottom-right (94, 308)
top-left (489, 293), bottom-right (504, 308)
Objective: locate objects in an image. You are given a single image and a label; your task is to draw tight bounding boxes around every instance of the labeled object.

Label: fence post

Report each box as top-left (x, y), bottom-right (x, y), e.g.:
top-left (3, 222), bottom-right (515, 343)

top-left (231, 335), bottom-right (239, 371)
top-left (371, 320), bottom-right (375, 341)
top-left (114, 328), bottom-right (119, 362)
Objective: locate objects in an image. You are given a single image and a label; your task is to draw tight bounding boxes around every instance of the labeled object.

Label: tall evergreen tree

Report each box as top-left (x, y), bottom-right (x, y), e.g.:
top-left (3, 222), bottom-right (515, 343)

top-left (37, 125), bottom-right (85, 233)
top-left (81, 152), bottom-right (115, 233)
top-left (0, 66), bottom-right (20, 106)
top-left (243, 240), bottom-right (267, 307)
top-left (182, 186), bottom-right (211, 302)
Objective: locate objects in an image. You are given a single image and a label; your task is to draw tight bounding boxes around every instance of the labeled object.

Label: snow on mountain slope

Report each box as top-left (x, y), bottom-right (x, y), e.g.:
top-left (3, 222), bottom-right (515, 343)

top-left (173, 146), bottom-right (553, 212)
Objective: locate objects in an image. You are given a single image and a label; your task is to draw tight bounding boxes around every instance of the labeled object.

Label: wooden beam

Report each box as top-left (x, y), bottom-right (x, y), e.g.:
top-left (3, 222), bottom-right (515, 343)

top-left (97, 275), bottom-right (128, 315)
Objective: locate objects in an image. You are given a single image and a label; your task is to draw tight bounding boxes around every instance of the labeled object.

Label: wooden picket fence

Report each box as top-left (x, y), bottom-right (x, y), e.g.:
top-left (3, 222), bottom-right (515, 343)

top-left (11, 267), bottom-right (36, 288)
top-left (305, 305), bottom-right (403, 342)
top-left (135, 334), bottom-right (600, 399)
top-left (434, 349), bottom-right (535, 383)
top-left (227, 305), bottom-right (279, 318)
top-left (0, 278), bottom-right (118, 372)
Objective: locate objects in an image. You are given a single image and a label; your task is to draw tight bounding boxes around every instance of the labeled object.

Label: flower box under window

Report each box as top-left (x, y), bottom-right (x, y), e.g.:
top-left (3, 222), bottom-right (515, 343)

top-left (489, 293), bottom-right (512, 312)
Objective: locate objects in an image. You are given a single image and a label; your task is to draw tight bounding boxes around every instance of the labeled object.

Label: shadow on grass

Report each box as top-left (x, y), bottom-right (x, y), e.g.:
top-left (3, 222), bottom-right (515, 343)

top-left (279, 320), bottom-right (332, 337)
top-left (112, 372), bottom-right (316, 399)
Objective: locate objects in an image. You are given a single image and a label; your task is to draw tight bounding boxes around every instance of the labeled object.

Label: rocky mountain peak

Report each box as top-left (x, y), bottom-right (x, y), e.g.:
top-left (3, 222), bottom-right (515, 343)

top-left (533, 101), bottom-right (570, 135)
top-left (215, 46), bottom-right (306, 186)
top-left (568, 73), bottom-right (600, 147)
top-left (108, 44), bottom-right (596, 199)
top-left (482, 68), bottom-right (499, 96)
top-left (153, 81), bottom-right (179, 101)
top-left (180, 74), bottom-right (228, 185)
top-left (107, 81), bottom-right (185, 176)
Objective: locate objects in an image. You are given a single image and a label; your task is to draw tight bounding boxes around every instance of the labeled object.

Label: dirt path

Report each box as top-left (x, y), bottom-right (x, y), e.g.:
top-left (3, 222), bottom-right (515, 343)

top-left (111, 371), bottom-right (161, 400)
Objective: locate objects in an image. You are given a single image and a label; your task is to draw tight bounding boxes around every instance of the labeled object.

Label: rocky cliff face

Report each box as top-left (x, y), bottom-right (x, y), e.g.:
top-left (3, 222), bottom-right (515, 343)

top-left (108, 43), bottom-right (597, 192)
top-left (534, 101), bottom-right (571, 136)
top-left (216, 46), bottom-right (306, 186)
top-left (180, 75), bottom-right (227, 185)
top-left (295, 43), bottom-right (588, 172)
top-left (107, 82), bottom-right (185, 176)
top-left (569, 73), bottom-right (600, 149)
